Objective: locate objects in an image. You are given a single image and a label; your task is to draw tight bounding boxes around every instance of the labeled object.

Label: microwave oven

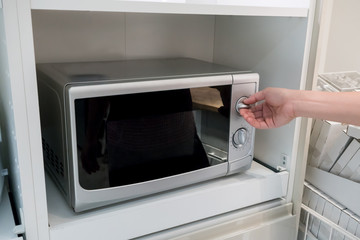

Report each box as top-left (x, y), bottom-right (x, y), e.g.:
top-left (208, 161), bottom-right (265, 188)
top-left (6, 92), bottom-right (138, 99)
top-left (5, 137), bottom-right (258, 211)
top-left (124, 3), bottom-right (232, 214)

top-left (36, 58), bottom-right (259, 212)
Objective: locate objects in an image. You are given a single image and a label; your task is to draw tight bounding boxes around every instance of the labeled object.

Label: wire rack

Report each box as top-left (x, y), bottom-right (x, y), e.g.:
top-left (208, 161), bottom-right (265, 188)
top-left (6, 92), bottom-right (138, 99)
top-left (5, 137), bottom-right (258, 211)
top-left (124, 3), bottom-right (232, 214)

top-left (300, 204), bottom-right (360, 240)
top-left (300, 182), bottom-right (360, 240)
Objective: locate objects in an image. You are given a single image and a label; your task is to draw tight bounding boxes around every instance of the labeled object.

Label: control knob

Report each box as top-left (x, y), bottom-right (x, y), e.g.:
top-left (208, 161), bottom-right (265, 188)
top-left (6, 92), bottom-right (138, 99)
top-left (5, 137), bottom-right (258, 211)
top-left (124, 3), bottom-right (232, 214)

top-left (235, 97), bottom-right (250, 113)
top-left (233, 128), bottom-right (247, 148)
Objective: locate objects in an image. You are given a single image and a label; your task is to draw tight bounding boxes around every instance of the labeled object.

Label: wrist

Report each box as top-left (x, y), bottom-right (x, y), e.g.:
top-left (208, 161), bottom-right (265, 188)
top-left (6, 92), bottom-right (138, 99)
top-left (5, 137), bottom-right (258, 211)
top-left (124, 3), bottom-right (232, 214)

top-left (292, 89), bottom-right (317, 119)
top-left (287, 89), bottom-right (304, 119)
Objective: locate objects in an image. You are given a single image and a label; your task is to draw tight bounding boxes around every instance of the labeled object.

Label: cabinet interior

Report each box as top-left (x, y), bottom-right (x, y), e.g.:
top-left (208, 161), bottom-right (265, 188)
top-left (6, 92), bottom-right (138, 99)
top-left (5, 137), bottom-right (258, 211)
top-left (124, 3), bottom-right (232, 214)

top-left (31, 10), bottom-right (308, 171)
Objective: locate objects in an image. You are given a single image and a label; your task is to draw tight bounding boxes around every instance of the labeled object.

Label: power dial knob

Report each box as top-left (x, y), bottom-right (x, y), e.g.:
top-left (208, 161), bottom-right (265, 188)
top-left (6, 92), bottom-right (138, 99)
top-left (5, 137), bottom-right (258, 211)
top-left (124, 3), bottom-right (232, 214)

top-left (235, 97), bottom-right (250, 113)
top-left (233, 128), bottom-right (248, 148)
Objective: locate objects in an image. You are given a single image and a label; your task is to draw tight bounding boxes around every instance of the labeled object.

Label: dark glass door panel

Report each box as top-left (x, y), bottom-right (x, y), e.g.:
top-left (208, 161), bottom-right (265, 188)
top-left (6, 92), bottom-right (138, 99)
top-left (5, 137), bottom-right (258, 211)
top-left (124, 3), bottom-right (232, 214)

top-left (75, 86), bottom-right (230, 190)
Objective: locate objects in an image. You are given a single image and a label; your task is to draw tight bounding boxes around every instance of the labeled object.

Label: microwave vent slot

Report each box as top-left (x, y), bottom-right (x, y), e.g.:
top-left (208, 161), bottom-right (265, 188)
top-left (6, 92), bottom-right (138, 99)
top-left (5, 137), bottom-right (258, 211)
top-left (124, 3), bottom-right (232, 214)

top-left (42, 138), bottom-right (64, 178)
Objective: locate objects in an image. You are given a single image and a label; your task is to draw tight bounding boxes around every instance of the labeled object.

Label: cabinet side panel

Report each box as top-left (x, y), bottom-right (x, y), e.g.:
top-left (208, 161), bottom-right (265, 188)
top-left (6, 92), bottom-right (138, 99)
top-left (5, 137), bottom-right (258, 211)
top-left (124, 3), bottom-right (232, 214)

top-left (1, 0), bottom-right (49, 239)
top-left (0, 9), bottom-right (23, 224)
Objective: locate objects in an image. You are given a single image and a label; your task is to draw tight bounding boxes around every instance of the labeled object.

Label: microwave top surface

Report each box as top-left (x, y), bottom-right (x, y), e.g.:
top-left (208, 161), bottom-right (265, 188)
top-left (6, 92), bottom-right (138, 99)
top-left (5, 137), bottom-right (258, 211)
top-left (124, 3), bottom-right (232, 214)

top-left (36, 58), bottom-right (248, 86)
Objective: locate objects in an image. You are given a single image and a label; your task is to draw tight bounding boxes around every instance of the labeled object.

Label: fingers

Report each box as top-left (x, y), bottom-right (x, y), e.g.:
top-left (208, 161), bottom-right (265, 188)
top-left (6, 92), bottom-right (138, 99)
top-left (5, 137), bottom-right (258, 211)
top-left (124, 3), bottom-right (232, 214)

top-left (240, 113), bottom-right (269, 129)
top-left (240, 90), bottom-right (273, 129)
top-left (240, 104), bottom-right (263, 118)
top-left (243, 90), bottom-right (266, 105)
top-left (240, 105), bottom-right (271, 129)
top-left (241, 91), bottom-right (266, 127)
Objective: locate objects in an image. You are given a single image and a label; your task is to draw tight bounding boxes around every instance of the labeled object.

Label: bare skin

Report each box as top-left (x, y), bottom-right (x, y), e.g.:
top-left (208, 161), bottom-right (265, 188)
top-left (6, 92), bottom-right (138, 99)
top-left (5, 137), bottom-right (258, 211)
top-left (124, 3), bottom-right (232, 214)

top-left (239, 87), bottom-right (360, 129)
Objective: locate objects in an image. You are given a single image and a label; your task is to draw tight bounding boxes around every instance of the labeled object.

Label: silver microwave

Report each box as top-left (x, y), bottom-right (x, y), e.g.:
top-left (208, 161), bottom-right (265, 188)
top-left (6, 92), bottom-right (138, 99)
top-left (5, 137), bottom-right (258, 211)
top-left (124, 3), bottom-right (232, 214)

top-left (36, 58), bottom-right (259, 212)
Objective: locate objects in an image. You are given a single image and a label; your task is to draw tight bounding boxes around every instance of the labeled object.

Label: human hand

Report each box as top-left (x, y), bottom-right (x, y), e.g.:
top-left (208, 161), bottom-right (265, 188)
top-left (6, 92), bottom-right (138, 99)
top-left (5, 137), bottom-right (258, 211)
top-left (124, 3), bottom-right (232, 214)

top-left (239, 87), bottom-right (298, 129)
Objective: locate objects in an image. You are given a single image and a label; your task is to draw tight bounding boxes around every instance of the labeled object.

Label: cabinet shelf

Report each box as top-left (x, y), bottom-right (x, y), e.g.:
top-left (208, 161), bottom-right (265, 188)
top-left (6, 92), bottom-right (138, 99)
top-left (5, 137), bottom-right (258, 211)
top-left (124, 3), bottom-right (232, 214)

top-left (46, 162), bottom-right (289, 240)
top-left (30, 0), bottom-right (310, 17)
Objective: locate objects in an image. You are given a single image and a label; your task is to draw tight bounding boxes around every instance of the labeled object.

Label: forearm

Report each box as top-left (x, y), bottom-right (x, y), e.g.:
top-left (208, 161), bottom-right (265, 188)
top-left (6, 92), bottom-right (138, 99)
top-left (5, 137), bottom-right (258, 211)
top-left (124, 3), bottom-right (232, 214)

top-left (293, 90), bottom-right (360, 126)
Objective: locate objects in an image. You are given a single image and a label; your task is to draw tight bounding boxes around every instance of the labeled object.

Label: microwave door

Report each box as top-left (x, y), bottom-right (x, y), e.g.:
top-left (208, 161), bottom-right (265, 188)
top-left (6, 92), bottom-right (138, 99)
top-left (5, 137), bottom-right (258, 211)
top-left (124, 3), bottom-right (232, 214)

top-left (74, 86), bottom-right (230, 190)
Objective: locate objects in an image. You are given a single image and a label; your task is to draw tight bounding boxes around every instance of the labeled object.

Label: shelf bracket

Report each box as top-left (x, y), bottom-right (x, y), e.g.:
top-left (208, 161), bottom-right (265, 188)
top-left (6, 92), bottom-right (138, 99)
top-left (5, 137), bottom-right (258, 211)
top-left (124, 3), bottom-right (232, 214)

top-left (276, 166), bottom-right (287, 172)
top-left (13, 208), bottom-right (25, 235)
top-left (1, 168), bottom-right (8, 176)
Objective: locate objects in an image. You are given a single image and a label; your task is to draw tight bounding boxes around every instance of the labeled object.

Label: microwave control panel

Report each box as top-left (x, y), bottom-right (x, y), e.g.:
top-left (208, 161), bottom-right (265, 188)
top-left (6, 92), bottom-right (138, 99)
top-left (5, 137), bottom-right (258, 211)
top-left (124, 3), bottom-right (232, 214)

top-left (227, 74), bottom-right (258, 173)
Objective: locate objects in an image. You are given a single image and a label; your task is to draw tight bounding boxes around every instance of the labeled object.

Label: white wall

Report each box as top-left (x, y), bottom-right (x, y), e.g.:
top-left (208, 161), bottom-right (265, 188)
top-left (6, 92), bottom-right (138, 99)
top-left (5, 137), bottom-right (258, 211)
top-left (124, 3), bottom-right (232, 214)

top-left (213, 16), bottom-right (308, 169)
top-left (323, 0), bottom-right (360, 73)
top-left (31, 11), bottom-right (215, 63)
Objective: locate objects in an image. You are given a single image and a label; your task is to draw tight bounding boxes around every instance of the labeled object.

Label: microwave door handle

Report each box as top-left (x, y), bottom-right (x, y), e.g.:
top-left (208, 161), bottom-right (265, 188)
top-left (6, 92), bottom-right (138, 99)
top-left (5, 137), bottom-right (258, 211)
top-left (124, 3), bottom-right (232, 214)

top-left (207, 152), bottom-right (227, 162)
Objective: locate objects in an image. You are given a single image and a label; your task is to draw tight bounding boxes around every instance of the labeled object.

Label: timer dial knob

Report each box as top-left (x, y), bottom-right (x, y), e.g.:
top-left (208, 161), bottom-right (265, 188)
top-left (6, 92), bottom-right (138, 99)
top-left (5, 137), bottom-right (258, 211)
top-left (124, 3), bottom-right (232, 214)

top-left (233, 128), bottom-right (248, 148)
top-left (235, 97), bottom-right (250, 113)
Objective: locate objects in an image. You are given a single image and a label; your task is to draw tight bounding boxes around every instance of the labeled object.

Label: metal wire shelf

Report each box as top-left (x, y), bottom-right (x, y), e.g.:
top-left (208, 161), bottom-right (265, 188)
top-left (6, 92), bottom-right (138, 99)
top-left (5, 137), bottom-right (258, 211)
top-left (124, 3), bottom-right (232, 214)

top-left (300, 204), bottom-right (360, 240)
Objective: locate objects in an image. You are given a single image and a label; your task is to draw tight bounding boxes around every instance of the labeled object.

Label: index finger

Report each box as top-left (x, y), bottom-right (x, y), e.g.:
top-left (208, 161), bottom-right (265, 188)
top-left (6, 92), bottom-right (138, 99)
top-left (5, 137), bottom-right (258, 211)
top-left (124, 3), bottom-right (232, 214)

top-left (243, 90), bottom-right (265, 105)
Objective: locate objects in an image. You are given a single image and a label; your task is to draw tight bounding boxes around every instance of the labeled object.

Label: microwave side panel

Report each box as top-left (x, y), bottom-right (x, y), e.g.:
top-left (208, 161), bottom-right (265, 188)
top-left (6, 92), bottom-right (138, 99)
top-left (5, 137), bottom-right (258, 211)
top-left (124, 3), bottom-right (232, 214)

top-left (37, 68), bottom-right (70, 203)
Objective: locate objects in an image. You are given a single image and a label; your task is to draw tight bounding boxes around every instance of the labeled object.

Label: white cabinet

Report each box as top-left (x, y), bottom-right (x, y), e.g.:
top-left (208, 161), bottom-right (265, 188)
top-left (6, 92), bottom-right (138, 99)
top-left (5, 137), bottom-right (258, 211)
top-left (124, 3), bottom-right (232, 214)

top-left (145, 204), bottom-right (297, 240)
top-left (0, 1), bottom-right (318, 239)
top-left (30, 0), bottom-right (310, 17)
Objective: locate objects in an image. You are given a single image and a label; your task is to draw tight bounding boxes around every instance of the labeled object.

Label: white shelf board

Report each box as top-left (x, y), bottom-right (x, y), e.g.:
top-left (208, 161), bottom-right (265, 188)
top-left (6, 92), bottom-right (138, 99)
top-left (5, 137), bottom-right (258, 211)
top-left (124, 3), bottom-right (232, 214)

top-left (47, 161), bottom-right (289, 240)
top-left (306, 165), bottom-right (360, 217)
top-left (31, 0), bottom-right (310, 17)
top-left (0, 189), bottom-right (18, 240)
